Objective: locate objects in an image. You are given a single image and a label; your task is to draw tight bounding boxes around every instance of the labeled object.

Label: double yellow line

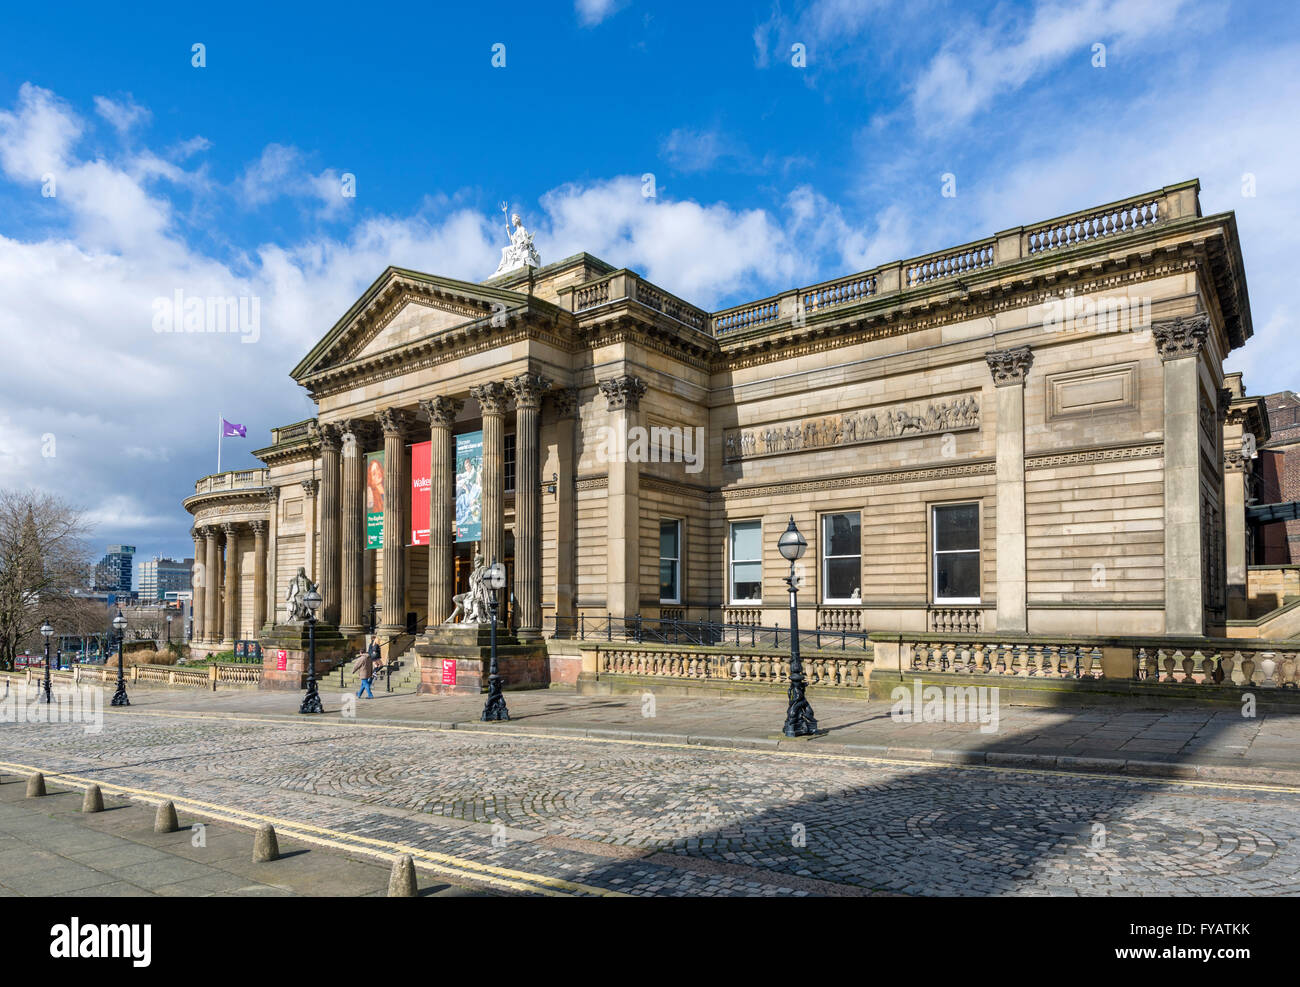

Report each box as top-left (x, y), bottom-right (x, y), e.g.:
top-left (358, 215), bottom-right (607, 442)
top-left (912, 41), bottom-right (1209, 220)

top-left (0, 758), bottom-right (625, 897)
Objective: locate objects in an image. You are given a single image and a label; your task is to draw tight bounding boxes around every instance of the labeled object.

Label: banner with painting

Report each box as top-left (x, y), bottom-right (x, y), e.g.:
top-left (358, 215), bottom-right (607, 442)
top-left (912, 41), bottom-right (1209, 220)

top-left (365, 450), bottom-right (384, 549)
top-left (455, 431), bottom-right (482, 543)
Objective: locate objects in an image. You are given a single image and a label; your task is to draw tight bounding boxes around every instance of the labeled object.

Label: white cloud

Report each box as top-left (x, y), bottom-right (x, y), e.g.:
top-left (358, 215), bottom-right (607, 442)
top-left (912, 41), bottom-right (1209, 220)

top-left (93, 94), bottom-right (150, 135)
top-left (576, 0), bottom-right (624, 27)
top-left (910, 0), bottom-right (1202, 131)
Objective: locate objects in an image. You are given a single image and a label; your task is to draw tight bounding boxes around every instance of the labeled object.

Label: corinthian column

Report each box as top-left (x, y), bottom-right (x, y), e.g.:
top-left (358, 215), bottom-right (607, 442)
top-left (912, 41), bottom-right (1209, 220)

top-left (471, 382), bottom-right (511, 571)
top-left (251, 519), bottom-right (268, 632)
top-left (339, 420), bottom-right (368, 635)
top-left (1154, 314), bottom-right (1212, 634)
top-left (222, 523), bottom-right (240, 645)
top-left (509, 372), bottom-right (551, 639)
top-left (986, 345), bottom-right (1033, 634)
top-left (377, 407), bottom-right (409, 635)
top-left (204, 527), bottom-right (220, 643)
top-left (600, 375), bottom-right (647, 620)
top-left (312, 421), bottom-right (342, 626)
top-left (419, 396), bottom-right (463, 625)
top-left (190, 527), bottom-right (206, 643)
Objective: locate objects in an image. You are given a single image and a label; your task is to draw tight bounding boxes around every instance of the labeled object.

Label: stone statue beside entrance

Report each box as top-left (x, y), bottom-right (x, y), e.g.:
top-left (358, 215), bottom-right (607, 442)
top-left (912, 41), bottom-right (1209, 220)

top-left (491, 204), bottom-right (541, 277)
top-left (284, 566), bottom-right (317, 623)
top-left (444, 553), bottom-right (494, 626)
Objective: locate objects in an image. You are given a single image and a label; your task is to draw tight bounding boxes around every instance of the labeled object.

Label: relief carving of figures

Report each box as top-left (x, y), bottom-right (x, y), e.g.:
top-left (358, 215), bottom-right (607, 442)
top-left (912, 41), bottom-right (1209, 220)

top-left (724, 394), bottom-right (981, 462)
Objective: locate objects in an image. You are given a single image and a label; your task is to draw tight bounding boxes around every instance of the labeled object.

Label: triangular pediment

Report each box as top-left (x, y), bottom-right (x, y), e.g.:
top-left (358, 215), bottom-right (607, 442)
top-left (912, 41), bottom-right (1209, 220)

top-left (291, 267), bottom-right (534, 381)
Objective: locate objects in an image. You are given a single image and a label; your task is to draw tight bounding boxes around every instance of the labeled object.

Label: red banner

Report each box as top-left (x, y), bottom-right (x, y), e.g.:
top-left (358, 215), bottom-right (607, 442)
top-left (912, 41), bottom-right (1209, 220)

top-left (410, 440), bottom-right (431, 546)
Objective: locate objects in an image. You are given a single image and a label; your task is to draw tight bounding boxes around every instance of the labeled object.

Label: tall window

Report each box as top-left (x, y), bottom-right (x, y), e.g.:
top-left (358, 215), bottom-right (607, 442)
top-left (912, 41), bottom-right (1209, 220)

top-left (504, 433), bottom-right (516, 492)
top-left (729, 520), bottom-right (762, 603)
top-left (659, 519), bottom-right (681, 603)
top-left (933, 503), bottom-right (981, 603)
top-left (821, 512), bottom-right (862, 603)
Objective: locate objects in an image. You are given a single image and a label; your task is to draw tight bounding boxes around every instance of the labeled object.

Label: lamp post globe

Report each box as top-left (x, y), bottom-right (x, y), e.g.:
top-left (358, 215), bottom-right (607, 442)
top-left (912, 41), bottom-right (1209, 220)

top-left (777, 516), bottom-right (818, 737)
top-left (481, 559), bottom-right (510, 722)
top-left (299, 588), bottom-right (324, 714)
top-left (40, 619), bottom-right (53, 704)
top-left (111, 609), bottom-right (130, 707)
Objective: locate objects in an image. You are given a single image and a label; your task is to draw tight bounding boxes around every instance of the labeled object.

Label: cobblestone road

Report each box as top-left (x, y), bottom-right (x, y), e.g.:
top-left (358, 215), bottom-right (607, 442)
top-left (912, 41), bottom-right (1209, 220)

top-left (4, 708), bottom-right (1300, 896)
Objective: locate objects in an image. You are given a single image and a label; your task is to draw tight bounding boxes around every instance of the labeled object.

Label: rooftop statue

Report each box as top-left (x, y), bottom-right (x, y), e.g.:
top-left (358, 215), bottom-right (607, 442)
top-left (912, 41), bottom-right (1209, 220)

top-left (491, 203), bottom-right (541, 277)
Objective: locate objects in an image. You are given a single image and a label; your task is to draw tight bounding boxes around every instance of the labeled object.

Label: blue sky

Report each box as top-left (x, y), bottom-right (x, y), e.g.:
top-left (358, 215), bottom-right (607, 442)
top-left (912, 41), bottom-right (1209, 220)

top-left (1, 0), bottom-right (1298, 577)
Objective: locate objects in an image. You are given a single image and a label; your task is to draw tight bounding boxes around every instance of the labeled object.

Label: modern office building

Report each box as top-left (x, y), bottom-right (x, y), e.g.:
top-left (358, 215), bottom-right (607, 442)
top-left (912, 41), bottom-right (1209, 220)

top-left (93, 544), bottom-right (136, 595)
top-left (137, 556), bottom-right (195, 602)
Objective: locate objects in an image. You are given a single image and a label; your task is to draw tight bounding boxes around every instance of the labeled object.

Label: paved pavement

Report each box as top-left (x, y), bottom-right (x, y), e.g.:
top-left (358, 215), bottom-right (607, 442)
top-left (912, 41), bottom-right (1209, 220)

top-left (3, 682), bottom-right (1300, 895)
top-left (51, 681), bottom-right (1300, 784)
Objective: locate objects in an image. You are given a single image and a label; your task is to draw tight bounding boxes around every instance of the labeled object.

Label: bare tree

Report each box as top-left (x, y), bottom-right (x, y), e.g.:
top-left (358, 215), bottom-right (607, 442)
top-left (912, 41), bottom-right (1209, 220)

top-left (0, 489), bottom-right (94, 670)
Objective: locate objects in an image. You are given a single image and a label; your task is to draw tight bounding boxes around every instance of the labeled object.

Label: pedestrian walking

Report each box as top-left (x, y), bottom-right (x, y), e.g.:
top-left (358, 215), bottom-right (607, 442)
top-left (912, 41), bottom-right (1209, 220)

top-left (352, 640), bottom-right (376, 699)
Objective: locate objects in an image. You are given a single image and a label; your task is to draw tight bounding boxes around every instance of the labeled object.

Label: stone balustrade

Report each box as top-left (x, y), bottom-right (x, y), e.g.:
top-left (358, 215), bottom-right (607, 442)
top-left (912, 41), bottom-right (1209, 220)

top-left (889, 632), bottom-right (1300, 688)
top-left (193, 468), bottom-right (271, 495)
top-left (707, 182), bottom-right (1194, 337)
top-left (597, 645), bottom-right (870, 688)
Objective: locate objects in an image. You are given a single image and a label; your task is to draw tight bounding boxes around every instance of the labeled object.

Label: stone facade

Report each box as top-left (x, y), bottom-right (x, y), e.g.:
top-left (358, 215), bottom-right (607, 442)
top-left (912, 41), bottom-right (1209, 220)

top-left (185, 179), bottom-right (1262, 650)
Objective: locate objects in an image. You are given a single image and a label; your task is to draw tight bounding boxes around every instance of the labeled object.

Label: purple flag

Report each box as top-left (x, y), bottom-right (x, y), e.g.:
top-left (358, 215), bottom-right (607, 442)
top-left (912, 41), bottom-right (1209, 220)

top-left (222, 419), bottom-right (246, 438)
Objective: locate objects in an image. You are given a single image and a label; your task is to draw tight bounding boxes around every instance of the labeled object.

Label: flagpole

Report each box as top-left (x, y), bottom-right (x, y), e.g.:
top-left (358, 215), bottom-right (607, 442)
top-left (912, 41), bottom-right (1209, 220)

top-left (217, 414), bottom-right (222, 475)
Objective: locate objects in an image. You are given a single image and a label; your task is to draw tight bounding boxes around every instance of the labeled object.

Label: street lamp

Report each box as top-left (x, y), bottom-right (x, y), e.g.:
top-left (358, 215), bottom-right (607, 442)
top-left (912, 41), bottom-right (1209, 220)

top-left (778, 516), bottom-right (818, 737)
top-left (481, 559), bottom-right (509, 722)
top-left (299, 587), bottom-right (324, 714)
top-left (166, 613), bottom-right (173, 645)
top-left (111, 609), bottom-right (130, 707)
top-left (39, 619), bottom-right (53, 705)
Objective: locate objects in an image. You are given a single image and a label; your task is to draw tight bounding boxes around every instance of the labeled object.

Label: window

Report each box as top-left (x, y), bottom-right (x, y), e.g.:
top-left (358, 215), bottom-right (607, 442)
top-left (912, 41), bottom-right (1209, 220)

top-left (933, 503), bottom-right (980, 602)
top-left (504, 433), bottom-right (516, 492)
top-left (659, 520), bottom-right (681, 603)
top-left (821, 512), bottom-right (862, 603)
top-left (729, 521), bottom-right (762, 603)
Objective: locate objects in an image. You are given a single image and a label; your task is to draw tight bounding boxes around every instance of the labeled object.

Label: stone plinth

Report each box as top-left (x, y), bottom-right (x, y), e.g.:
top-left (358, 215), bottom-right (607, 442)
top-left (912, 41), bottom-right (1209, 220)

top-left (259, 622), bottom-right (349, 691)
top-left (414, 624), bottom-right (547, 696)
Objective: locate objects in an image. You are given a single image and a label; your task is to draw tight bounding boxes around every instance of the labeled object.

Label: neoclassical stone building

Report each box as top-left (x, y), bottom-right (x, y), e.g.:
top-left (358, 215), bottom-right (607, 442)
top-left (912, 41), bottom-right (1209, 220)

top-left (185, 179), bottom-right (1267, 659)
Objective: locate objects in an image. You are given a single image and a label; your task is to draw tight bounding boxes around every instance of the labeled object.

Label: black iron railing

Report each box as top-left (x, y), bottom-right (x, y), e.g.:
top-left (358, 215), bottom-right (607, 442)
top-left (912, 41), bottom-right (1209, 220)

top-left (541, 614), bottom-right (871, 652)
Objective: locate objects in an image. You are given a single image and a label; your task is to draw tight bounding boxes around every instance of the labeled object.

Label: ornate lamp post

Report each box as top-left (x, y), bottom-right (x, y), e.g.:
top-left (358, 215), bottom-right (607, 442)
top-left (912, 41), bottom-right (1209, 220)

top-left (111, 609), bottom-right (130, 707)
top-left (778, 516), bottom-right (819, 737)
top-left (166, 613), bottom-right (173, 645)
top-left (299, 587), bottom-right (324, 714)
top-left (481, 559), bottom-right (509, 722)
top-left (39, 619), bottom-right (53, 704)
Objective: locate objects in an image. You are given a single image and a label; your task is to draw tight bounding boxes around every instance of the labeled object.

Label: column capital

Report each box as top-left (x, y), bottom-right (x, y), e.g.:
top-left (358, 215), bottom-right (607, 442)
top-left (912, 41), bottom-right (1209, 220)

top-left (985, 346), bottom-right (1034, 387)
top-left (1224, 449), bottom-right (1249, 473)
top-left (376, 407), bottom-right (409, 436)
top-left (1152, 314), bottom-right (1210, 361)
top-left (190, 527), bottom-right (200, 541)
top-left (419, 395), bottom-right (464, 428)
top-left (599, 375), bottom-right (647, 410)
top-left (221, 521), bottom-right (240, 536)
top-left (202, 524), bottom-right (219, 539)
top-left (301, 478), bottom-right (319, 497)
top-left (265, 485), bottom-right (280, 505)
top-left (471, 381), bottom-right (511, 416)
top-left (508, 372), bottom-right (553, 410)
top-left (550, 388), bottom-right (579, 419)
top-left (250, 519), bottom-right (268, 535)
top-left (308, 419), bottom-right (343, 451)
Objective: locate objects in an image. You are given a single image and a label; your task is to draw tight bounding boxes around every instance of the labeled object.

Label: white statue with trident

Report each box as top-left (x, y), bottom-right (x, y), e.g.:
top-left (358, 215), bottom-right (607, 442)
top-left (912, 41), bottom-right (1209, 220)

top-left (491, 202), bottom-right (541, 277)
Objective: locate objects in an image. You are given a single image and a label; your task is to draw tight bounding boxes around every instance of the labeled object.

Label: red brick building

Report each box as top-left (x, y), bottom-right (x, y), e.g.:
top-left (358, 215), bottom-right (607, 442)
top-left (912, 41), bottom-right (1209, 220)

top-left (1259, 391), bottom-right (1300, 563)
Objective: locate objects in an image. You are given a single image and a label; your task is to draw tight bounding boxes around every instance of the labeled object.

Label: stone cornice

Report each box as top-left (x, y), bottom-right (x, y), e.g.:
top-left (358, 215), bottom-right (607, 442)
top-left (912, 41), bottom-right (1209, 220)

top-left (714, 247), bottom-right (1209, 374)
top-left (183, 487), bottom-right (275, 516)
